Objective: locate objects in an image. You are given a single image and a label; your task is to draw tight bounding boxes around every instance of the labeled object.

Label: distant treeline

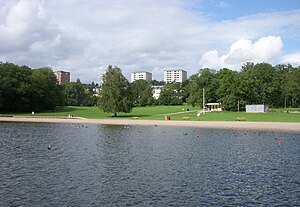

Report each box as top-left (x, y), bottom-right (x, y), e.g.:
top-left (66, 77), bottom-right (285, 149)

top-left (0, 61), bottom-right (299, 113)
top-left (130, 62), bottom-right (300, 110)
top-left (0, 62), bottom-right (97, 113)
top-left (187, 62), bottom-right (300, 110)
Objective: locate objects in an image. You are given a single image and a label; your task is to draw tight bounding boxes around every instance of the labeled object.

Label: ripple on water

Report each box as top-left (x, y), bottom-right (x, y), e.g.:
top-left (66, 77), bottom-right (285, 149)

top-left (0, 123), bottom-right (299, 206)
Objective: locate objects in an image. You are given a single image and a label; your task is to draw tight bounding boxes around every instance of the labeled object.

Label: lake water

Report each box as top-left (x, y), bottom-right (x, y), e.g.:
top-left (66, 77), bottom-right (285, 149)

top-left (0, 122), bottom-right (299, 206)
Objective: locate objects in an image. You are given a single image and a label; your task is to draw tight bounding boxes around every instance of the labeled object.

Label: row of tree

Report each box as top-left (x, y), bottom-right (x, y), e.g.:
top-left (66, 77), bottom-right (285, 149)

top-left (100, 67), bottom-right (188, 114)
top-left (0, 62), bottom-right (97, 113)
top-left (0, 62), bottom-right (62, 112)
top-left (62, 80), bottom-right (98, 106)
top-left (187, 63), bottom-right (300, 110)
top-left (98, 63), bottom-right (300, 115)
top-left (1, 62), bottom-right (299, 114)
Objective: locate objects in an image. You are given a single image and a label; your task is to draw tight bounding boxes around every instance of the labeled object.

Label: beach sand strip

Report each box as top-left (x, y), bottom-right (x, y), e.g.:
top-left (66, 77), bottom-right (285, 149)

top-left (1, 116), bottom-right (300, 132)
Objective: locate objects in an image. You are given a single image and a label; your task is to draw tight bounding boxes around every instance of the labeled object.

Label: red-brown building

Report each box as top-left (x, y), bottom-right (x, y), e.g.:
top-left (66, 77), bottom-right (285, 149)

top-left (54, 70), bottom-right (70, 84)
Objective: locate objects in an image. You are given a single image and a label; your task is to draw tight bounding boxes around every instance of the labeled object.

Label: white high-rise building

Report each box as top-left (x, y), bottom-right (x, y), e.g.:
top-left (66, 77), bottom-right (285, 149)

top-left (164, 69), bottom-right (187, 83)
top-left (131, 71), bottom-right (152, 82)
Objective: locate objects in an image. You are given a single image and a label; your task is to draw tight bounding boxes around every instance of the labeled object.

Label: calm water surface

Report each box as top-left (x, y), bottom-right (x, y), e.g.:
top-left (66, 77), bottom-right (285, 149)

top-left (0, 122), bottom-right (299, 206)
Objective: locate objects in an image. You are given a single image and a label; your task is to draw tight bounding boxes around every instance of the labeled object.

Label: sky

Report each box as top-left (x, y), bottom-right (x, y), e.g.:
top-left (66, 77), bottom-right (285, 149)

top-left (0, 0), bottom-right (299, 83)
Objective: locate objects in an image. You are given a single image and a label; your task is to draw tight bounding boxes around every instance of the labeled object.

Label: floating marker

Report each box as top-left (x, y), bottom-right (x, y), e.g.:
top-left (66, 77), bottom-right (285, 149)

top-left (278, 139), bottom-right (282, 145)
top-left (196, 134), bottom-right (200, 138)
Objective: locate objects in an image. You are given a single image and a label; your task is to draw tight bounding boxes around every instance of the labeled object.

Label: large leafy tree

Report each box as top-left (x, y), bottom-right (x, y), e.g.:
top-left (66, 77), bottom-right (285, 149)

top-left (30, 67), bottom-right (62, 111)
top-left (158, 89), bottom-right (183, 105)
top-left (62, 79), bottom-right (86, 106)
top-left (98, 65), bottom-right (133, 116)
top-left (130, 79), bottom-right (154, 106)
top-left (0, 62), bottom-right (32, 112)
top-left (275, 64), bottom-right (296, 107)
top-left (187, 68), bottom-right (219, 107)
top-left (82, 82), bottom-right (99, 106)
top-left (284, 67), bottom-right (300, 108)
top-left (158, 82), bottom-right (187, 105)
top-left (240, 62), bottom-right (282, 107)
top-left (0, 62), bottom-right (62, 112)
top-left (216, 68), bottom-right (243, 111)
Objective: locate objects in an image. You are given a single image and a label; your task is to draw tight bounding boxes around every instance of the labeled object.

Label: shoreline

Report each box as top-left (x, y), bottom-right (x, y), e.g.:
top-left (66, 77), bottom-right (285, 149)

top-left (1, 116), bottom-right (300, 132)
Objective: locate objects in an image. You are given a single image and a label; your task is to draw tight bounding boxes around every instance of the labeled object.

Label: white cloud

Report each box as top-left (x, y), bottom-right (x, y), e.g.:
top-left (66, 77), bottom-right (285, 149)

top-left (198, 50), bottom-right (221, 69)
top-left (0, 0), bottom-right (59, 52)
top-left (199, 36), bottom-right (284, 70)
top-left (281, 52), bottom-right (300, 66)
top-left (0, 0), bottom-right (299, 82)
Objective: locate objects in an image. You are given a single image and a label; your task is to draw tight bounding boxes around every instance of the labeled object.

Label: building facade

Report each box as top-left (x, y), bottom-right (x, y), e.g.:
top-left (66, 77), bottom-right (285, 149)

top-left (54, 71), bottom-right (70, 84)
top-left (131, 71), bottom-right (152, 82)
top-left (164, 69), bottom-right (187, 83)
top-left (152, 85), bottom-right (165, 99)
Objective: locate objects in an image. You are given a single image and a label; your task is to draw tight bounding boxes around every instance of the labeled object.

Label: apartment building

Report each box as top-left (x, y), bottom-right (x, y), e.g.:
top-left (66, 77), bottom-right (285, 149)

top-left (164, 69), bottom-right (187, 83)
top-left (131, 71), bottom-right (152, 82)
top-left (54, 70), bottom-right (70, 84)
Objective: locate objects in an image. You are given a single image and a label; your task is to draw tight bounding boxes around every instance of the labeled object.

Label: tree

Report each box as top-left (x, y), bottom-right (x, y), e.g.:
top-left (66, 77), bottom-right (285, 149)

top-left (275, 64), bottom-right (295, 107)
top-left (216, 68), bottom-right (242, 111)
top-left (0, 62), bottom-right (62, 112)
top-left (158, 82), bottom-right (187, 105)
top-left (187, 68), bottom-right (219, 107)
top-left (240, 62), bottom-right (282, 107)
top-left (0, 62), bottom-right (32, 112)
top-left (158, 89), bottom-right (183, 105)
top-left (98, 65), bottom-right (133, 116)
top-left (62, 79), bottom-right (86, 106)
top-left (284, 67), bottom-right (300, 108)
top-left (30, 67), bottom-right (62, 111)
top-left (151, 79), bottom-right (165, 86)
top-left (130, 80), bottom-right (154, 106)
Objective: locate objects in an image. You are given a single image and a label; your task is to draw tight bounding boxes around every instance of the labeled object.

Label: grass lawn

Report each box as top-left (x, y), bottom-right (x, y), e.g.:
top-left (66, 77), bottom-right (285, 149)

top-left (0, 105), bottom-right (195, 119)
top-left (1, 105), bottom-right (300, 122)
top-left (167, 111), bottom-right (300, 122)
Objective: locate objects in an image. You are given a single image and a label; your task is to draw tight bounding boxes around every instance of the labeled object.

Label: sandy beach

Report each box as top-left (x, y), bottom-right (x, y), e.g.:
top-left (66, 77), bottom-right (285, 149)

top-left (1, 116), bottom-right (300, 132)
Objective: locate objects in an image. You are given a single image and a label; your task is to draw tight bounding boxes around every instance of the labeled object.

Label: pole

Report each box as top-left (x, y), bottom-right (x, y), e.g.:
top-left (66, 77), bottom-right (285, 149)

top-left (203, 87), bottom-right (205, 115)
top-left (238, 100), bottom-right (240, 112)
top-left (284, 97), bottom-right (287, 108)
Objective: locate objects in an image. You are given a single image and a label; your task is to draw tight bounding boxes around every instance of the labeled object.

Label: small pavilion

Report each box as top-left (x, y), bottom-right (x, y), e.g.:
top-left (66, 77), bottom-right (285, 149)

top-left (205, 103), bottom-right (222, 112)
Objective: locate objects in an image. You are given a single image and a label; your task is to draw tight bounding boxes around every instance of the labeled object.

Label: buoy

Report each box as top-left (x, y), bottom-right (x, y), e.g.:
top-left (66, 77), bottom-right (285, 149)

top-left (196, 134), bottom-right (200, 138)
top-left (48, 145), bottom-right (52, 150)
top-left (278, 139), bottom-right (282, 145)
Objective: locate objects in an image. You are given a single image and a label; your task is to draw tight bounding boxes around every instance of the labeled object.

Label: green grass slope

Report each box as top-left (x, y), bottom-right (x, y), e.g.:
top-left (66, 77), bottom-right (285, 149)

top-left (1, 106), bottom-right (300, 122)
